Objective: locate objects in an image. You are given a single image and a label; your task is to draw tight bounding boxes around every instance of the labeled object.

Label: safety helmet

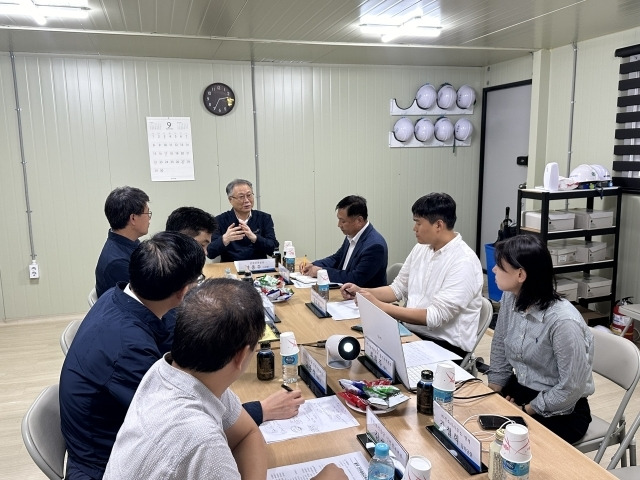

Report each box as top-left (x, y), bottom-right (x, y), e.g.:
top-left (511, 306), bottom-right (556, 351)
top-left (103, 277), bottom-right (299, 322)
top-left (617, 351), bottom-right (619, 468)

top-left (456, 85), bottom-right (476, 109)
top-left (454, 118), bottom-right (473, 141)
top-left (416, 83), bottom-right (437, 110)
top-left (414, 118), bottom-right (435, 142)
top-left (437, 83), bottom-right (457, 110)
top-left (434, 117), bottom-right (454, 142)
top-left (569, 164), bottom-right (599, 184)
top-left (393, 117), bottom-right (414, 142)
top-left (591, 164), bottom-right (612, 182)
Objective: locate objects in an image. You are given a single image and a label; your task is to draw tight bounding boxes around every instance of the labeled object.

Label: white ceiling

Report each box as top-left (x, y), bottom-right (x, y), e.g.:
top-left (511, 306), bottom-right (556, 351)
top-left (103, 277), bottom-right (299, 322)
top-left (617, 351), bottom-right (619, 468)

top-left (1, 0), bottom-right (639, 66)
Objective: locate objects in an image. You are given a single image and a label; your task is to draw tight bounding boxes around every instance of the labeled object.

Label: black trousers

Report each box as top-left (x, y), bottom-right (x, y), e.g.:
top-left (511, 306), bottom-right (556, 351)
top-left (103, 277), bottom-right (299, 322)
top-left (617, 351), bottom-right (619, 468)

top-left (501, 374), bottom-right (591, 444)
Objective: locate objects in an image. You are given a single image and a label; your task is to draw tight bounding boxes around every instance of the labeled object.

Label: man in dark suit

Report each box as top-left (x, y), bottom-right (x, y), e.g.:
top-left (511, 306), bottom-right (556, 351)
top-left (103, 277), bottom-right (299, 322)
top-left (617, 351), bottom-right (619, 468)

top-left (300, 195), bottom-right (388, 287)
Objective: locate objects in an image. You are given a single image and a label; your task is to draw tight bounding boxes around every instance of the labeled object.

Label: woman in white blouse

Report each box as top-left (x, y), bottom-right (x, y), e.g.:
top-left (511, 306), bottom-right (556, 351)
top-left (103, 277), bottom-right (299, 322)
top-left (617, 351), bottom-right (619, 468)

top-left (488, 234), bottom-right (594, 443)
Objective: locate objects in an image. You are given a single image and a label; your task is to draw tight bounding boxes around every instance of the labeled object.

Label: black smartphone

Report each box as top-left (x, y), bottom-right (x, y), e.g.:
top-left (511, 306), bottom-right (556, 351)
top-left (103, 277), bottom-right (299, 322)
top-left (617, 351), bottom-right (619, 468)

top-left (351, 324), bottom-right (363, 332)
top-left (478, 415), bottom-right (527, 430)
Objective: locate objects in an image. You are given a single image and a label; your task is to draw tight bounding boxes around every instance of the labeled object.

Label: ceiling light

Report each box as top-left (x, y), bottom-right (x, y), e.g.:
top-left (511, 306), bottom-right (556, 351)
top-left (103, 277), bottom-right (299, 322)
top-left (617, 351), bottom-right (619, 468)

top-left (359, 9), bottom-right (443, 42)
top-left (0, 0), bottom-right (90, 24)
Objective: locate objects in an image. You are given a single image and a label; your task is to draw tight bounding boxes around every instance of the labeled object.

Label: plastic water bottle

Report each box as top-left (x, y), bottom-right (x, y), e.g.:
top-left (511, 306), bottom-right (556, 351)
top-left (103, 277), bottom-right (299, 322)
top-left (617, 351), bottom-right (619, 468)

top-left (316, 269), bottom-right (330, 301)
top-left (282, 352), bottom-right (299, 384)
top-left (433, 386), bottom-right (454, 415)
top-left (224, 267), bottom-right (232, 278)
top-left (368, 443), bottom-right (395, 480)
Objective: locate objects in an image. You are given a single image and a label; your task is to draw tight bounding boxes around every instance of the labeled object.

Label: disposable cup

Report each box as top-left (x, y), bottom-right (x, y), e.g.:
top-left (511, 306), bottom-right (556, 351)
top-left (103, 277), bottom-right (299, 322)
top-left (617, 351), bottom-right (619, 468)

top-left (279, 331), bottom-right (299, 356)
top-left (432, 362), bottom-right (455, 391)
top-left (317, 269), bottom-right (330, 284)
top-left (401, 455), bottom-right (431, 480)
top-left (500, 423), bottom-right (532, 463)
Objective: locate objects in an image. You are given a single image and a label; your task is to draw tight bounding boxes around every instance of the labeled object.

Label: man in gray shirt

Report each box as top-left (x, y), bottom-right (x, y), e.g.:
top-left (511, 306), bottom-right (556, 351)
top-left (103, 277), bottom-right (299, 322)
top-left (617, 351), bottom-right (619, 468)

top-left (104, 278), bottom-right (346, 480)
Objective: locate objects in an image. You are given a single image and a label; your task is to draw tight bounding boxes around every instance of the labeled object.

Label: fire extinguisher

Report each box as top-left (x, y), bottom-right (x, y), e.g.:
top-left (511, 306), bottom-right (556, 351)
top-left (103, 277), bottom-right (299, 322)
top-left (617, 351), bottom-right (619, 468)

top-left (612, 297), bottom-right (634, 341)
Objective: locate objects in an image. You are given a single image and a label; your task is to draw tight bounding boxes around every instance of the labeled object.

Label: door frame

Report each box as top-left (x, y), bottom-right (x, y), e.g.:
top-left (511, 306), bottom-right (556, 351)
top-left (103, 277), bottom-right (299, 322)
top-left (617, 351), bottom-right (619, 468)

top-left (475, 79), bottom-right (532, 265)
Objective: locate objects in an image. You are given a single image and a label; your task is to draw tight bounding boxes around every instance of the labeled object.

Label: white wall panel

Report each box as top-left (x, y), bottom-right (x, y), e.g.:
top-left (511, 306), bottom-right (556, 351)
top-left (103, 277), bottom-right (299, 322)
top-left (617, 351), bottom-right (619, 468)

top-left (484, 55), bottom-right (533, 88)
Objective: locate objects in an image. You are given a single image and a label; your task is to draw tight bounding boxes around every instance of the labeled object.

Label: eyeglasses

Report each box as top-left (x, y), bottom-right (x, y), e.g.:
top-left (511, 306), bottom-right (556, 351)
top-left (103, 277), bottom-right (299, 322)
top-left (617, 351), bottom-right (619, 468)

top-left (229, 193), bottom-right (254, 201)
top-left (138, 211), bottom-right (152, 218)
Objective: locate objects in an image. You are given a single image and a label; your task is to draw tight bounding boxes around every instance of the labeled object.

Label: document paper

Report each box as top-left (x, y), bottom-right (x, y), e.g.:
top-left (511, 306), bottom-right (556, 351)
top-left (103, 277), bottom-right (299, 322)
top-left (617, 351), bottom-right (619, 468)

top-left (267, 451), bottom-right (368, 480)
top-left (259, 395), bottom-right (359, 443)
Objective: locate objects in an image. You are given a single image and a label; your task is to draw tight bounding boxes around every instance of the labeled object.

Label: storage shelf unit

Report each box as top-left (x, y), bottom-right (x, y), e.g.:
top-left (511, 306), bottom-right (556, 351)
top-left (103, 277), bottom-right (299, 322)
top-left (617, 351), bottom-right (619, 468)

top-left (516, 187), bottom-right (622, 321)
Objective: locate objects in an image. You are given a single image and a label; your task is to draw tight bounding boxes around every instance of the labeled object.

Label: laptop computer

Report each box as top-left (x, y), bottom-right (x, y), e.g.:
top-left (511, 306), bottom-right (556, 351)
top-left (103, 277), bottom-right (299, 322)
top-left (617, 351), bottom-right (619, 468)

top-left (357, 293), bottom-right (467, 391)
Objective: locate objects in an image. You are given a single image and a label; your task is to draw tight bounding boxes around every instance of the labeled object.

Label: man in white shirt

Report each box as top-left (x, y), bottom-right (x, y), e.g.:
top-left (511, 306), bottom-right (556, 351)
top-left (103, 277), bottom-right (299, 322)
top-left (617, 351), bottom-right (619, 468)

top-left (341, 193), bottom-right (483, 357)
top-left (104, 278), bottom-right (346, 480)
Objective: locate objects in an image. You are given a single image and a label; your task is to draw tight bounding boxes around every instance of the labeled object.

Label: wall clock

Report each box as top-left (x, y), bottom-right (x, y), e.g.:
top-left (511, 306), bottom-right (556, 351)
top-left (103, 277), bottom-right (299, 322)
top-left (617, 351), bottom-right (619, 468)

top-left (203, 83), bottom-right (235, 116)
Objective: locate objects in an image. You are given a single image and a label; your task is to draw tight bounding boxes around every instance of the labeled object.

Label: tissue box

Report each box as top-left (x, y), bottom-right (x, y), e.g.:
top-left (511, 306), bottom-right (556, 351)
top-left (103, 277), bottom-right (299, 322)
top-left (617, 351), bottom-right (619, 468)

top-left (565, 274), bottom-right (612, 298)
top-left (548, 240), bottom-right (577, 266)
top-left (522, 210), bottom-right (575, 231)
top-left (569, 208), bottom-right (614, 230)
top-left (556, 278), bottom-right (578, 302)
top-left (573, 241), bottom-right (607, 263)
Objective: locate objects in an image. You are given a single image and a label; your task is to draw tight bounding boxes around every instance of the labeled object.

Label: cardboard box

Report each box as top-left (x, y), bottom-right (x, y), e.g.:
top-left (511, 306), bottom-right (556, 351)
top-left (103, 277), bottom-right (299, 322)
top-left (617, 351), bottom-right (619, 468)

top-left (564, 274), bottom-right (612, 298)
top-left (569, 208), bottom-right (614, 230)
top-left (522, 210), bottom-right (575, 231)
top-left (573, 241), bottom-right (607, 263)
top-left (547, 240), bottom-right (577, 266)
top-left (556, 278), bottom-right (578, 302)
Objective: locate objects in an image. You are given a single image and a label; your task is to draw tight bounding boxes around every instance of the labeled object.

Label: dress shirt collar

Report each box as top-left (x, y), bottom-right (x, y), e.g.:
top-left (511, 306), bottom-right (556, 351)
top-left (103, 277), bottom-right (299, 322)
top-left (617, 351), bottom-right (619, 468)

top-left (124, 283), bottom-right (143, 305)
top-left (236, 210), bottom-right (252, 225)
top-left (430, 232), bottom-right (462, 254)
top-left (347, 221), bottom-right (369, 243)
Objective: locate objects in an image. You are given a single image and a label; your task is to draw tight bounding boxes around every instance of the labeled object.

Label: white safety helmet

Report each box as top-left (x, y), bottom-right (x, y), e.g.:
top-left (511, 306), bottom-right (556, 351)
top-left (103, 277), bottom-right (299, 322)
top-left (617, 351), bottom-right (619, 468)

top-left (569, 164), bottom-right (599, 184)
top-left (454, 118), bottom-right (473, 141)
top-left (456, 85), bottom-right (476, 109)
top-left (437, 83), bottom-right (457, 110)
top-left (591, 164), bottom-right (612, 182)
top-left (434, 117), bottom-right (454, 142)
top-left (416, 83), bottom-right (437, 110)
top-left (393, 117), bottom-right (414, 142)
top-left (414, 118), bottom-right (435, 142)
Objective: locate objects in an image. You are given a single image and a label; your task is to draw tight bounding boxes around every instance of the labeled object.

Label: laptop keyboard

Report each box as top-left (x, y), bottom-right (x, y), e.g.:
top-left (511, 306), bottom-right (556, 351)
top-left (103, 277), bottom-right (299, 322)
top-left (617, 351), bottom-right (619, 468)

top-left (407, 365), bottom-right (424, 389)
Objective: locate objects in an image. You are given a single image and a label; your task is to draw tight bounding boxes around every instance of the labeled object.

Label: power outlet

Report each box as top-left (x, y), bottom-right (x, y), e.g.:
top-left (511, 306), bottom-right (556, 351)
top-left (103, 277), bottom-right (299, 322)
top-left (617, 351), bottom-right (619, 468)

top-left (29, 261), bottom-right (40, 279)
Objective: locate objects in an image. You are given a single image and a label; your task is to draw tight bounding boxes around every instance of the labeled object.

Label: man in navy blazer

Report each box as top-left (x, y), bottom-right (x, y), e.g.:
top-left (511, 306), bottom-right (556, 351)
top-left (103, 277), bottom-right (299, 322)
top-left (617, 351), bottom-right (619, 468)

top-left (301, 195), bottom-right (388, 287)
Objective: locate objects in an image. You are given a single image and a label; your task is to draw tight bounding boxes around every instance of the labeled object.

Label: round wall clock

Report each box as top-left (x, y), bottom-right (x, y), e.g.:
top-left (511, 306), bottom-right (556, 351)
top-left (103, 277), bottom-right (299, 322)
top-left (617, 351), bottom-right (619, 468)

top-left (203, 83), bottom-right (235, 116)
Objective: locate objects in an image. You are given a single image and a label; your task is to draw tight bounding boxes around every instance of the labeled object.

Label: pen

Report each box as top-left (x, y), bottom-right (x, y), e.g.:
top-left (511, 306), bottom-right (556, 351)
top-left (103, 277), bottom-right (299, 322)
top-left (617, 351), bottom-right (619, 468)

top-left (301, 255), bottom-right (309, 271)
top-left (281, 384), bottom-right (293, 392)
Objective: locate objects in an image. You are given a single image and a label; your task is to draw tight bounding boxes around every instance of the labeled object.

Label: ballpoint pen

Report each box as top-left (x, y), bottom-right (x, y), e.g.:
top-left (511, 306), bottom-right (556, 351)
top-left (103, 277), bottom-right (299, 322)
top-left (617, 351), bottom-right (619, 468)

top-left (301, 255), bottom-right (309, 271)
top-left (281, 384), bottom-right (293, 392)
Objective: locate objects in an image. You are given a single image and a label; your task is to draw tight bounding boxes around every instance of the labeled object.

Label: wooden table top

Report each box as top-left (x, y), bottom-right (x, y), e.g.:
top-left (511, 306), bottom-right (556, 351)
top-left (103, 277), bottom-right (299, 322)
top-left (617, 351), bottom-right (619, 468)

top-left (207, 261), bottom-right (615, 479)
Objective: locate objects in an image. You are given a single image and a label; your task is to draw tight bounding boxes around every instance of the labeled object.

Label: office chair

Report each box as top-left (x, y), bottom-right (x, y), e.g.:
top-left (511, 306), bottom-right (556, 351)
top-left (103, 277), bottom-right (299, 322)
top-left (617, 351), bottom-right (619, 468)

top-left (21, 384), bottom-right (66, 480)
top-left (88, 287), bottom-right (97, 307)
top-left (460, 297), bottom-right (493, 374)
top-left (608, 407), bottom-right (640, 478)
top-left (386, 263), bottom-right (403, 284)
top-left (573, 328), bottom-right (640, 466)
top-left (60, 320), bottom-right (82, 356)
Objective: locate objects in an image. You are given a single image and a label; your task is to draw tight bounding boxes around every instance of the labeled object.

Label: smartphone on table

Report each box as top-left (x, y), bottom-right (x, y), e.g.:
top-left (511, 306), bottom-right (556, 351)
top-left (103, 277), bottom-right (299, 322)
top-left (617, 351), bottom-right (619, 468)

top-left (478, 415), bottom-right (527, 430)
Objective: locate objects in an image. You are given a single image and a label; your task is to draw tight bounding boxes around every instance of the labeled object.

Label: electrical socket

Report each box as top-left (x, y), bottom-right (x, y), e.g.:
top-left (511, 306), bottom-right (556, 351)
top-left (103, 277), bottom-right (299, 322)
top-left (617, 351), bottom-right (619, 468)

top-left (29, 261), bottom-right (40, 279)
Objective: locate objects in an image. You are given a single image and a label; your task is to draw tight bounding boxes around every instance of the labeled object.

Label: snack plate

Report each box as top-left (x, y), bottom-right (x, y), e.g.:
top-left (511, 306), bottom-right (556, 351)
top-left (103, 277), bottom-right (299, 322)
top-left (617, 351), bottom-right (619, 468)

top-left (345, 402), bottom-right (397, 415)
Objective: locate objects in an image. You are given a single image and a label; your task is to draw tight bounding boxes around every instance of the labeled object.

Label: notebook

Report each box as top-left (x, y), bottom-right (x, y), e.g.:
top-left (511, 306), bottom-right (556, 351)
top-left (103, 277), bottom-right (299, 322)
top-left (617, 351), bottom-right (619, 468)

top-left (357, 293), bottom-right (467, 390)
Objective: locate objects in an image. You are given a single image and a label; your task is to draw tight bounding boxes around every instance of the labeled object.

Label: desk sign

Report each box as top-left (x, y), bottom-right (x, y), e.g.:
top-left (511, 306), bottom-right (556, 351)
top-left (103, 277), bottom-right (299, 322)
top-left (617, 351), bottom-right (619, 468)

top-left (310, 288), bottom-right (329, 315)
top-left (299, 347), bottom-right (332, 397)
top-left (432, 401), bottom-right (483, 472)
top-left (364, 338), bottom-right (395, 380)
top-left (278, 265), bottom-right (291, 283)
top-left (234, 258), bottom-right (275, 273)
top-left (366, 407), bottom-right (409, 468)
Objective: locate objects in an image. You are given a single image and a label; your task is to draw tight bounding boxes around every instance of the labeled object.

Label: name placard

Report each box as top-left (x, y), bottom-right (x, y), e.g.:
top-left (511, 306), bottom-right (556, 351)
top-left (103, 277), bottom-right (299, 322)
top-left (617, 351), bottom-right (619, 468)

top-left (433, 400), bottom-right (483, 471)
top-left (299, 346), bottom-right (329, 395)
top-left (364, 338), bottom-right (395, 380)
top-left (234, 258), bottom-right (276, 273)
top-left (366, 407), bottom-right (409, 468)
top-left (310, 288), bottom-right (329, 315)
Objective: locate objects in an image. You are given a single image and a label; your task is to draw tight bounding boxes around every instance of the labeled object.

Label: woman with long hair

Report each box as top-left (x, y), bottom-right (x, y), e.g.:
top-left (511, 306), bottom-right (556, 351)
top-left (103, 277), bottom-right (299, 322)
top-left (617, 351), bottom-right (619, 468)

top-left (488, 234), bottom-right (594, 443)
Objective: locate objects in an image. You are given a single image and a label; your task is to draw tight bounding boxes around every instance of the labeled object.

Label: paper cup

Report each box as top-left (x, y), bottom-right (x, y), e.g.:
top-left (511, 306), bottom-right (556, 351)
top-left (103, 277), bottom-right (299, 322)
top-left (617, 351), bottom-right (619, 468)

top-left (317, 269), bottom-right (330, 284)
top-left (279, 331), bottom-right (299, 356)
top-left (401, 455), bottom-right (431, 480)
top-left (433, 362), bottom-right (455, 391)
top-left (500, 423), bottom-right (532, 463)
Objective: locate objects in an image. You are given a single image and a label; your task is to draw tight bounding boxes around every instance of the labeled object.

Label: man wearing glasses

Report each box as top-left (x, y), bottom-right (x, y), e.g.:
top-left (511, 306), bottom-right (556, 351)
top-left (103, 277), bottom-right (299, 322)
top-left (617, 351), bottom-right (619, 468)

top-left (207, 179), bottom-right (278, 262)
top-left (95, 186), bottom-right (151, 298)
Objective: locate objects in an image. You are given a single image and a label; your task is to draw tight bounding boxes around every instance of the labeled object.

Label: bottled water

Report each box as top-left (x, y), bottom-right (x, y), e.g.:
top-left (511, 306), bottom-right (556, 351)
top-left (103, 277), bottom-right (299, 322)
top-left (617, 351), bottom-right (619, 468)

top-left (282, 353), bottom-right (299, 384)
top-left (433, 386), bottom-right (454, 415)
top-left (368, 443), bottom-right (394, 480)
top-left (317, 269), bottom-right (330, 301)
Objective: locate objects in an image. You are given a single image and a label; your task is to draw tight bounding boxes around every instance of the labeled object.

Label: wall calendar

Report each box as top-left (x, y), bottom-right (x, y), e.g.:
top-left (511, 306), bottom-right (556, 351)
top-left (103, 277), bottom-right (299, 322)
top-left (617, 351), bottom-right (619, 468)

top-left (146, 117), bottom-right (194, 181)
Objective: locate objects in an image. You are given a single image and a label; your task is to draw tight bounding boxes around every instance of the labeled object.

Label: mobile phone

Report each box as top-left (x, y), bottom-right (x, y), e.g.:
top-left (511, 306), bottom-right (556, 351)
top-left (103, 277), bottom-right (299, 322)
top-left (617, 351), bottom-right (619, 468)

top-left (478, 415), bottom-right (527, 430)
top-left (351, 324), bottom-right (363, 332)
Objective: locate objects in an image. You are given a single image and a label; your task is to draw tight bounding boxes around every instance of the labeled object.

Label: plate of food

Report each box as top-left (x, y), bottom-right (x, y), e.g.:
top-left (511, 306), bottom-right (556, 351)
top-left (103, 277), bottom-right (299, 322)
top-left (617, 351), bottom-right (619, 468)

top-left (254, 275), bottom-right (294, 302)
top-left (343, 400), bottom-right (397, 415)
top-left (337, 379), bottom-right (409, 414)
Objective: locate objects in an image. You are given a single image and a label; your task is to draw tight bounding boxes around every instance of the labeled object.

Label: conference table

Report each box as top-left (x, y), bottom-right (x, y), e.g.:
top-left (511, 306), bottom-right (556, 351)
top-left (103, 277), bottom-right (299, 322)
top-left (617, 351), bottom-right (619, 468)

top-left (204, 261), bottom-right (616, 479)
